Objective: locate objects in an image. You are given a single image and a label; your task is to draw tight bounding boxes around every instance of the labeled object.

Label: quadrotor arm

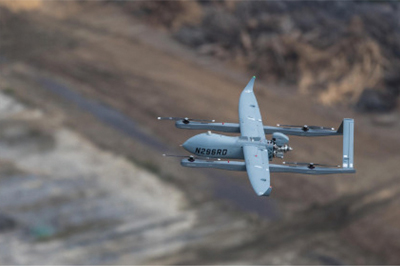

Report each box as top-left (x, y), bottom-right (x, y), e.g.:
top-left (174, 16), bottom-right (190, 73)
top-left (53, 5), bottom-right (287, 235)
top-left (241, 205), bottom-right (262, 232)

top-left (175, 119), bottom-right (348, 137)
top-left (270, 118), bottom-right (355, 174)
top-left (268, 164), bottom-right (355, 174)
top-left (175, 121), bottom-right (240, 133)
top-left (263, 120), bottom-right (346, 136)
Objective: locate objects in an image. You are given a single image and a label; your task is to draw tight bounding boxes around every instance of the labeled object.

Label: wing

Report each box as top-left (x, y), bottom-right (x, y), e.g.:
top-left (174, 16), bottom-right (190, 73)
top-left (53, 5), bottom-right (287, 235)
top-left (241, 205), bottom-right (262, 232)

top-left (239, 77), bottom-right (265, 140)
top-left (243, 145), bottom-right (272, 196)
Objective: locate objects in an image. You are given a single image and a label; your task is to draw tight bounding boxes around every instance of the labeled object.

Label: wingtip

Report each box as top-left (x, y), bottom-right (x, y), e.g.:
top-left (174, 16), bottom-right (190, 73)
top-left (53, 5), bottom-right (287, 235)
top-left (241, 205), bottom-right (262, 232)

top-left (258, 187), bottom-right (272, 197)
top-left (244, 76), bottom-right (256, 92)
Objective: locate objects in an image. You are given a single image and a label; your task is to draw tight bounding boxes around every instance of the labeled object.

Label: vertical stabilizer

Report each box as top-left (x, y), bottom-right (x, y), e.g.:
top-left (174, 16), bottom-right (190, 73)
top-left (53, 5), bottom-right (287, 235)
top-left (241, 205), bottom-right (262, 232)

top-left (342, 118), bottom-right (354, 168)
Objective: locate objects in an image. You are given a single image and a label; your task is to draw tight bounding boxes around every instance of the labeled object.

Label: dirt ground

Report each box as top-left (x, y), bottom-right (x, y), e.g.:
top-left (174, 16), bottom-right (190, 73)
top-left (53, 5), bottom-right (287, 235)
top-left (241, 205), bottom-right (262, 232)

top-left (1, 2), bottom-right (400, 264)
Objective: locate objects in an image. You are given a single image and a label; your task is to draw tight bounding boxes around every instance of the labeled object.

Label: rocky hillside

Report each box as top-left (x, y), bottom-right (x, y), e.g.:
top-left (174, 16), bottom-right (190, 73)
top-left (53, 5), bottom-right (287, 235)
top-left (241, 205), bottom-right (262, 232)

top-left (123, 1), bottom-right (400, 112)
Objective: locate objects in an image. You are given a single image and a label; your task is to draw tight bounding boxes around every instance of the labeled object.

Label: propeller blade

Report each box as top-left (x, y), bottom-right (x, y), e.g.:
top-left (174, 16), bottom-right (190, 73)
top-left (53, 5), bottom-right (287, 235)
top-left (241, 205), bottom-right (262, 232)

top-left (163, 154), bottom-right (196, 162)
top-left (157, 117), bottom-right (215, 123)
top-left (308, 126), bottom-right (335, 130)
top-left (163, 154), bottom-right (220, 162)
top-left (276, 124), bottom-right (334, 131)
top-left (157, 117), bottom-right (187, 121)
top-left (162, 154), bottom-right (191, 158)
top-left (277, 124), bottom-right (300, 127)
top-left (190, 119), bottom-right (216, 123)
top-left (283, 161), bottom-right (340, 168)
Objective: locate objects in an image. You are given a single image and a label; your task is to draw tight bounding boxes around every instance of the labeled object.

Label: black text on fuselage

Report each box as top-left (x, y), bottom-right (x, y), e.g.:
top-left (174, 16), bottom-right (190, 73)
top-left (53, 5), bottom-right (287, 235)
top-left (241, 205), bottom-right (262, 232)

top-left (194, 147), bottom-right (228, 156)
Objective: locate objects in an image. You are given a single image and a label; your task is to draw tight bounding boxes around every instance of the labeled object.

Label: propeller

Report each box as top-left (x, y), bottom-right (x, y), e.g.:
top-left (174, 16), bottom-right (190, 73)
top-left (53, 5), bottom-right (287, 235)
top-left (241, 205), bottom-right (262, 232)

top-left (283, 161), bottom-right (340, 169)
top-left (276, 124), bottom-right (335, 132)
top-left (163, 154), bottom-right (196, 162)
top-left (158, 117), bottom-right (215, 124)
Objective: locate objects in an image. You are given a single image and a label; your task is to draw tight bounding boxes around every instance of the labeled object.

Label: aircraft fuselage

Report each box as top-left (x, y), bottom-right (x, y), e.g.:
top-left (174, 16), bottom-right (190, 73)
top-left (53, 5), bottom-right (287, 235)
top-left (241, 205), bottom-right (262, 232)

top-left (182, 132), bottom-right (274, 160)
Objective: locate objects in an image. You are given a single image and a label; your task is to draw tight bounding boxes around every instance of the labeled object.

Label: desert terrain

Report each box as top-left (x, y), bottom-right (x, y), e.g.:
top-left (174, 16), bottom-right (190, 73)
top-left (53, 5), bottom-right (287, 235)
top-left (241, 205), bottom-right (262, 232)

top-left (0, 1), bottom-right (400, 264)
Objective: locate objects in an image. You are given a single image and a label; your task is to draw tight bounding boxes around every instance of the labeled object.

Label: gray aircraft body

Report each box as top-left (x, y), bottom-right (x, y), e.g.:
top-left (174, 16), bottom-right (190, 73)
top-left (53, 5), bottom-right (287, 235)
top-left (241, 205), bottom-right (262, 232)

top-left (159, 76), bottom-right (355, 196)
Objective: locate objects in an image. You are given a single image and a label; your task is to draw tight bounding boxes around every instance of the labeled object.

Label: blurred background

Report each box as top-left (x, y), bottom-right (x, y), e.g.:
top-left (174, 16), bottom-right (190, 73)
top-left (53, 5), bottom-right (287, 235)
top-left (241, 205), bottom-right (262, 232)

top-left (0, 0), bottom-right (399, 264)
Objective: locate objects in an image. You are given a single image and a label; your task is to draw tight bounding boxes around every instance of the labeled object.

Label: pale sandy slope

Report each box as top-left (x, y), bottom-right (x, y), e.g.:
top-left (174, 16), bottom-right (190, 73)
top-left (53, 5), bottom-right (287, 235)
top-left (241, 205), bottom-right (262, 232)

top-left (0, 93), bottom-right (253, 264)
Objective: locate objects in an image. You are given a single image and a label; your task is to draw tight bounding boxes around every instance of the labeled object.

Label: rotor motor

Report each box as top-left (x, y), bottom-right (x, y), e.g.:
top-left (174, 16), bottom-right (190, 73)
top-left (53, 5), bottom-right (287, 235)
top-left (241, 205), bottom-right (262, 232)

top-left (271, 132), bottom-right (292, 158)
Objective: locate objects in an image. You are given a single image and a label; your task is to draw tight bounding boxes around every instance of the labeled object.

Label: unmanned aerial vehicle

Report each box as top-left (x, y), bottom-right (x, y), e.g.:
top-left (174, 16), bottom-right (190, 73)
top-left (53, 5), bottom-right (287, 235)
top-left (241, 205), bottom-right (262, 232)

top-left (159, 76), bottom-right (355, 196)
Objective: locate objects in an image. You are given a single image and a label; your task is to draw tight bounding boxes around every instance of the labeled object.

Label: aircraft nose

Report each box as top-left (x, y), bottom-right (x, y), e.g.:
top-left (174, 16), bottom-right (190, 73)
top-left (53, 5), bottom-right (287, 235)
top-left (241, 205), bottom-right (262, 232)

top-left (182, 140), bottom-right (188, 149)
top-left (182, 139), bottom-right (192, 152)
top-left (182, 136), bottom-right (198, 153)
